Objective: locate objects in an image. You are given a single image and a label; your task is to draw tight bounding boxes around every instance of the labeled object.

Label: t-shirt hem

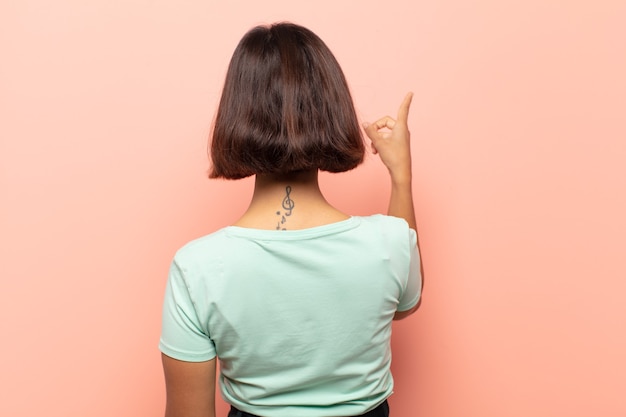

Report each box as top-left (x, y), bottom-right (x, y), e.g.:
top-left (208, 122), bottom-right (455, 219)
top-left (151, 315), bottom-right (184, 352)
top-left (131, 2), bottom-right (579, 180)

top-left (159, 341), bottom-right (216, 362)
top-left (397, 293), bottom-right (421, 312)
top-left (224, 390), bottom-right (393, 417)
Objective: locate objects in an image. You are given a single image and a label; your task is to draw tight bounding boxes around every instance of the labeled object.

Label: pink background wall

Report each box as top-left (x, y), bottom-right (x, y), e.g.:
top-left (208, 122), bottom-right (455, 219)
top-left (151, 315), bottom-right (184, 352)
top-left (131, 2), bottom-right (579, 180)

top-left (2, 1), bottom-right (625, 416)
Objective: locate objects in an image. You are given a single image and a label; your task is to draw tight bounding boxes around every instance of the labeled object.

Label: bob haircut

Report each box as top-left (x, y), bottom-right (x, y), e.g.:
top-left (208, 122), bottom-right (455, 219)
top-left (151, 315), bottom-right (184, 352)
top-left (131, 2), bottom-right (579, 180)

top-left (209, 22), bottom-right (365, 179)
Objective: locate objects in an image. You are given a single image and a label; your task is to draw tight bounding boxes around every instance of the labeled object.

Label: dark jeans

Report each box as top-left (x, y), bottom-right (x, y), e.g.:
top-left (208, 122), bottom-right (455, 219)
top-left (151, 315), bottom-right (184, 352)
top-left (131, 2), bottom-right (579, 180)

top-left (228, 399), bottom-right (389, 417)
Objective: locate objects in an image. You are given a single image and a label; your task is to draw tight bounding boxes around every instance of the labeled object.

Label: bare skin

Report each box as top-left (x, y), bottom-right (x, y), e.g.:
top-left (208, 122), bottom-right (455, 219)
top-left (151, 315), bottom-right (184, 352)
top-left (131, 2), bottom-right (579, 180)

top-left (233, 170), bottom-right (349, 231)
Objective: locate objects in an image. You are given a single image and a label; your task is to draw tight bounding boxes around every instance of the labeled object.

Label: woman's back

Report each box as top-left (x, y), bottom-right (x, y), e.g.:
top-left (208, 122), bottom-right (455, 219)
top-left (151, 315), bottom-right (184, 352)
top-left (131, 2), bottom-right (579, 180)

top-left (160, 215), bottom-right (419, 417)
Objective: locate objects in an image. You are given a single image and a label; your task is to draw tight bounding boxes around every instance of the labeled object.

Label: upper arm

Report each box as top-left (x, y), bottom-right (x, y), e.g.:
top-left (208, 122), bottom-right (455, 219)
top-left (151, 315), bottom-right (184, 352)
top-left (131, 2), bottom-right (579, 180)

top-left (162, 354), bottom-right (217, 417)
top-left (394, 227), bottom-right (422, 321)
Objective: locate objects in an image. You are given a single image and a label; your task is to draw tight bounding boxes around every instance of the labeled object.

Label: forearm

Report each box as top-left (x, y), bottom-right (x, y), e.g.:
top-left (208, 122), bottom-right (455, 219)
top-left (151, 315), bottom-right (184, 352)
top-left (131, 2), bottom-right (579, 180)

top-left (388, 177), bottom-right (417, 231)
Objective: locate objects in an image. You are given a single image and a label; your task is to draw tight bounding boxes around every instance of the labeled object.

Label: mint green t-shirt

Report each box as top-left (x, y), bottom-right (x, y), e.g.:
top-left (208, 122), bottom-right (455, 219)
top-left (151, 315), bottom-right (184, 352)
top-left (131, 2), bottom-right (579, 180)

top-left (160, 215), bottom-right (421, 417)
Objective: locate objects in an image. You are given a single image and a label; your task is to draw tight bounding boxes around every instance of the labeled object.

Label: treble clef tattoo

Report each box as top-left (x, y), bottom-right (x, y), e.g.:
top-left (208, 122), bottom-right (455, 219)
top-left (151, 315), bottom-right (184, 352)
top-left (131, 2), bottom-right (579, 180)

top-left (282, 186), bottom-right (294, 216)
top-left (276, 185), bottom-right (295, 230)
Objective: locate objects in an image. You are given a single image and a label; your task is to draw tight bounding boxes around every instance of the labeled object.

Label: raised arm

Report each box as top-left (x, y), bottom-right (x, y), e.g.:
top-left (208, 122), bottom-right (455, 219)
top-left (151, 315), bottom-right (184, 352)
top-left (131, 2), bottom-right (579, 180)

top-left (364, 93), bottom-right (423, 319)
top-left (363, 92), bottom-right (417, 231)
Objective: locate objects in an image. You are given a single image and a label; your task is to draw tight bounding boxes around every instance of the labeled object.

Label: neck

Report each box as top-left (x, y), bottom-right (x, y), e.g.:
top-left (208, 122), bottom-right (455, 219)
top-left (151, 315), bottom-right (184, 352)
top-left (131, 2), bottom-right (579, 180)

top-left (234, 170), bottom-right (348, 230)
top-left (252, 170), bottom-right (323, 202)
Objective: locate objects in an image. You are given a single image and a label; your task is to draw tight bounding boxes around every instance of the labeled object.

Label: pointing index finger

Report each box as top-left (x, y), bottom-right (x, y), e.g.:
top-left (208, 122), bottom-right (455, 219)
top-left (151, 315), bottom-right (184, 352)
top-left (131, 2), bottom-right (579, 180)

top-left (397, 92), bottom-right (413, 123)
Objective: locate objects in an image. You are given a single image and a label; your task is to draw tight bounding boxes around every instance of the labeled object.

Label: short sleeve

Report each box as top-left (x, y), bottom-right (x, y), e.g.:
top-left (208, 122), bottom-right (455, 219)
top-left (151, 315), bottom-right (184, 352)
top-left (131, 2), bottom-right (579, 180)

top-left (397, 228), bottom-right (422, 311)
top-left (159, 259), bottom-right (216, 361)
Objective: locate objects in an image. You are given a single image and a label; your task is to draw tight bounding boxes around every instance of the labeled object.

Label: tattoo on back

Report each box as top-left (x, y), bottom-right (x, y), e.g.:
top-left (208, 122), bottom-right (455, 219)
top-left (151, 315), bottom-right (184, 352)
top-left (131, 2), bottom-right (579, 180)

top-left (276, 185), bottom-right (294, 230)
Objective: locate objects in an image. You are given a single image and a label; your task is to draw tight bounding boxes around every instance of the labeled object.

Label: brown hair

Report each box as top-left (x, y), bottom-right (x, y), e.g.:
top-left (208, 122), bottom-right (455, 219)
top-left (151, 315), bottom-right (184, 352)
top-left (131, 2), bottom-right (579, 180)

top-left (209, 22), bottom-right (365, 179)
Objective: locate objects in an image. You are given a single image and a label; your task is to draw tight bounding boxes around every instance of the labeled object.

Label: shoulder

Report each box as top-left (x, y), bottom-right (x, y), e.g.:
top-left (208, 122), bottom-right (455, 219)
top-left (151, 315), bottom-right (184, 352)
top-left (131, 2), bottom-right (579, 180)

top-left (359, 214), bottom-right (410, 232)
top-left (172, 228), bottom-right (231, 269)
top-left (358, 215), bottom-right (414, 253)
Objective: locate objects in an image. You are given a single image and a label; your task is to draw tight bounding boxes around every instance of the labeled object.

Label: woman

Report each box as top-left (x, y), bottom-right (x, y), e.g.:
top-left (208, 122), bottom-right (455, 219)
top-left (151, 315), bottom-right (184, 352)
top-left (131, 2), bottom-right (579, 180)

top-left (160, 22), bottom-right (422, 417)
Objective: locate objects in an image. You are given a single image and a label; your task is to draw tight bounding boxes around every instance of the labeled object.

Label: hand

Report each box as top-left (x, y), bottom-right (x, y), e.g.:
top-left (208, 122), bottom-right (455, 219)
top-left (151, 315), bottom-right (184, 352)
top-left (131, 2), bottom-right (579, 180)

top-left (363, 92), bottom-right (413, 184)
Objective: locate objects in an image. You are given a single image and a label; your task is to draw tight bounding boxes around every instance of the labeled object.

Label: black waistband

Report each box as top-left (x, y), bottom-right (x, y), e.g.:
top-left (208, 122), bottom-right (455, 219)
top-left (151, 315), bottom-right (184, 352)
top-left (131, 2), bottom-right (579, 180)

top-left (228, 399), bottom-right (389, 417)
